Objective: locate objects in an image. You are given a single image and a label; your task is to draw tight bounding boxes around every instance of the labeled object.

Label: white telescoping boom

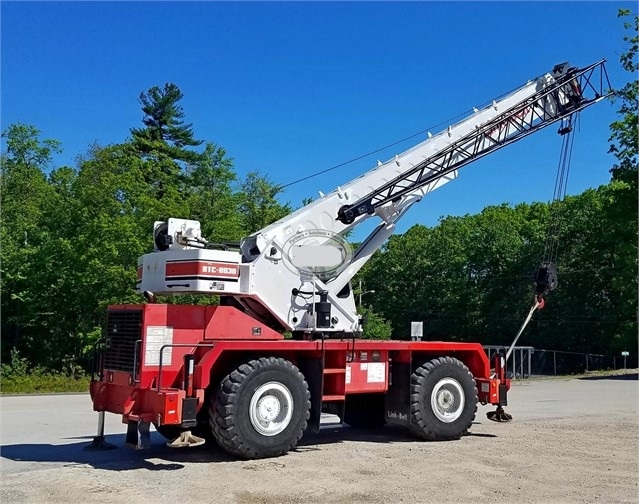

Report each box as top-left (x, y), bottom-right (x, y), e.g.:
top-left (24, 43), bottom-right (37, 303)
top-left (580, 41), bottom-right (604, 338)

top-left (138, 60), bottom-right (610, 337)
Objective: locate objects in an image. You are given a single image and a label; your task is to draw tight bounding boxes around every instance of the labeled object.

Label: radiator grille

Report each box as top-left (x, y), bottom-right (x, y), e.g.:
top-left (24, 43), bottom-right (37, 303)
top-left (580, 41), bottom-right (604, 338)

top-left (103, 310), bottom-right (142, 373)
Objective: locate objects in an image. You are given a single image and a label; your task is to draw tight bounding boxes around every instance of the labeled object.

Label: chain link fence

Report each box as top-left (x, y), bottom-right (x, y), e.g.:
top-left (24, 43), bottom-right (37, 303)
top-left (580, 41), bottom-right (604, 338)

top-left (484, 346), bottom-right (638, 378)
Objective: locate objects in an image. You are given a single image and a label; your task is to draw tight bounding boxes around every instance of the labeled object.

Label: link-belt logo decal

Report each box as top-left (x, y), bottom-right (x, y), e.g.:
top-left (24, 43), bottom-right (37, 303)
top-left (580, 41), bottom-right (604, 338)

top-left (281, 229), bottom-right (352, 280)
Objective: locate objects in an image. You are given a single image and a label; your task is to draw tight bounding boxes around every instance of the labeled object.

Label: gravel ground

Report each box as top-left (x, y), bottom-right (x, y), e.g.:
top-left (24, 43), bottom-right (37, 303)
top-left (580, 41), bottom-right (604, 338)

top-left (1, 372), bottom-right (638, 504)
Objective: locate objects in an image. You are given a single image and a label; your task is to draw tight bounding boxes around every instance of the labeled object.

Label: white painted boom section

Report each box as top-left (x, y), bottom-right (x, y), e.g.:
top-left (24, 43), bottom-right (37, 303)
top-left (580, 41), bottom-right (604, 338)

top-left (241, 74), bottom-right (554, 263)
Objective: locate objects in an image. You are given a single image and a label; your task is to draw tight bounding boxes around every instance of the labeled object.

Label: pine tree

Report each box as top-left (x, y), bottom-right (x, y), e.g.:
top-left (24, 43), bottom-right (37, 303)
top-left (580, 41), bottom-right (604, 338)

top-left (131, 83), bottom-right (203, 164)
top-left (130, 83), bottom-right (203, 198)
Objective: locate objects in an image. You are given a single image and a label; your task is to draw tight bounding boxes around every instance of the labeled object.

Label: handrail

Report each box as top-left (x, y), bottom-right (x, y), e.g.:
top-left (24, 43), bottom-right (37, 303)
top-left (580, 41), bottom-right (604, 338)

top-left (156, 343), bottom-right (216, 392)
top-left (132, 339), bottom-right (143, 383)
top-left (90, 337), bottom-right (107, 381)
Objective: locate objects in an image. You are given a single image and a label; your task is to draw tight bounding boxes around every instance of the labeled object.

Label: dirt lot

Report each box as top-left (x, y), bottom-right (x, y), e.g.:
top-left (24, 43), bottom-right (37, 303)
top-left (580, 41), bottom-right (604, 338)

top-left (1, 372), bottom-right (638, 504)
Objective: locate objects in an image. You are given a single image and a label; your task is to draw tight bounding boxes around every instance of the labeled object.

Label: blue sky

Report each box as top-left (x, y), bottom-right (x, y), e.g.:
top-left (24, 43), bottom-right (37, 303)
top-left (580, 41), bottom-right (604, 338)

top-left (1, 1), bottom-right (635, 237)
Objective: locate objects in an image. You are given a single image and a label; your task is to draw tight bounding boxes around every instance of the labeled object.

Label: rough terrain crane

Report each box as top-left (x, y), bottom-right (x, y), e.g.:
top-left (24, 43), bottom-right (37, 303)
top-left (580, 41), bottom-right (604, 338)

top-left (89, 59), bottom-right (610, 459)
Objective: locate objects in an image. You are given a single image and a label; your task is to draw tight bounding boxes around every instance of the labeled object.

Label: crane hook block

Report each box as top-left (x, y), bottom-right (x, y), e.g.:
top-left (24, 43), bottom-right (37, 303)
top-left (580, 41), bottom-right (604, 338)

top-left (534, 263), bottom-right (558, 301)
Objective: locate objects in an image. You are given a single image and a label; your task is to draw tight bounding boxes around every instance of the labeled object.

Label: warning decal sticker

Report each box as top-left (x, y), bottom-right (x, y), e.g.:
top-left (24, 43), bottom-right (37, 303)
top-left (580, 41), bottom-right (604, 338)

top-left (145, 326), bottom-right (173, 366)
top-left (366, 362), bottom-right (386, 383)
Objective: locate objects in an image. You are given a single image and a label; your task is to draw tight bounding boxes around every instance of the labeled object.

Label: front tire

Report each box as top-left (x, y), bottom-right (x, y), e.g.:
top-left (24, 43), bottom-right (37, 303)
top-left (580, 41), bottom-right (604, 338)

top-left (410, 356), bottom-right (477, 441)
top-left (210, 357), bottom-right (310, 459)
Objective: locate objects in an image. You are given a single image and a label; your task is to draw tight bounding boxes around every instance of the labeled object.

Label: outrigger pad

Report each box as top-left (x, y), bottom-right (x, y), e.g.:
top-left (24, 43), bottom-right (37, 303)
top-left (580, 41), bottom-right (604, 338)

top-left (166, 431), bottom-right (205, 448)
top-left (486, 407), bottom-right (513, 422)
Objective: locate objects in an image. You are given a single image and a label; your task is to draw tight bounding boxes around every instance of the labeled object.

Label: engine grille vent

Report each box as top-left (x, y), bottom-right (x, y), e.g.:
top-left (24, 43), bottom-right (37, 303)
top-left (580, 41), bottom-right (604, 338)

top-left (104, 310), bottom-right (142, 373)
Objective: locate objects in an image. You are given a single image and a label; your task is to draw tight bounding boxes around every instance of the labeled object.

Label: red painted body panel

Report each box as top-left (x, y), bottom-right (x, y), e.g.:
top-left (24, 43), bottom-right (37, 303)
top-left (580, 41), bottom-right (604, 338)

top-left (92, 303), bottom-right (507, 427)
top-left (90, 373), bottom-right (190, 426)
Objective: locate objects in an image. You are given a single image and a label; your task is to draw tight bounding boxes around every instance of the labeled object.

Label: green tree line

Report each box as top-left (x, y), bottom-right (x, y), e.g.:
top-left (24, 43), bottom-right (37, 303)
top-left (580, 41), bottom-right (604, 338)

top-left (1, 11), bottom-right (636, 376)
top-left (1, 83), bottom-right (291, 372)
top-left (356, 183), bottom-right (636, 354)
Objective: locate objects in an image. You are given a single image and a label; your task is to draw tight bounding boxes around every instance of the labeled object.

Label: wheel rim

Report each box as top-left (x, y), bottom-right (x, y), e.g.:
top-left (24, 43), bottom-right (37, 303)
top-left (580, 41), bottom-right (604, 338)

top-left (249, 381), bottom-right (294, 436)
top-left (430, 377), bottom-right (465, 423)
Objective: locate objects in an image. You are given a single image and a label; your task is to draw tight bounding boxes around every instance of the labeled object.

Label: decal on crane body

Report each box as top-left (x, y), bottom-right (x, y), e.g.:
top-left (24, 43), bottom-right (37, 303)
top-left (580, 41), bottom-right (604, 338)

top-left (144, 326), bottom-right (173, 366)
top-left (164, 260), bottom-right (240, 281)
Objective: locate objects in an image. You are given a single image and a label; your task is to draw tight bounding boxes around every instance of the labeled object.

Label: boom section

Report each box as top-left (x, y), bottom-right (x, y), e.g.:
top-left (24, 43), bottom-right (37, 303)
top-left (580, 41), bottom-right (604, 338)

top-left (336, 59), bottom-right (611, 224)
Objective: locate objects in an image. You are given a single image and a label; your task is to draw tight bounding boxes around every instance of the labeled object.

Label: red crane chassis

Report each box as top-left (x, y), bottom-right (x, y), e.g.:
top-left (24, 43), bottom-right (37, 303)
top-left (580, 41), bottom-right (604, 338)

top-left (89, 303), bottom-right (509, 458)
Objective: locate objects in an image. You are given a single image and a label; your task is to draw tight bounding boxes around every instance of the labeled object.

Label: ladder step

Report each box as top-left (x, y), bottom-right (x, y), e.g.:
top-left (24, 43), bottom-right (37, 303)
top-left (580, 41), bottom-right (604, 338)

top-left (322, 394), bottom-right (346, 402)
top-left (323, 368), bottom-right (346, 375)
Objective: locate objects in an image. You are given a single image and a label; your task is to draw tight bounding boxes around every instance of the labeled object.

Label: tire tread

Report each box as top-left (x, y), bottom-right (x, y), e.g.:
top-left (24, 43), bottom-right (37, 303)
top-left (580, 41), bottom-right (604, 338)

top-left (409, 356), bottom-right (478, 441)
top-left (209, 356), bottom-right (310, 459)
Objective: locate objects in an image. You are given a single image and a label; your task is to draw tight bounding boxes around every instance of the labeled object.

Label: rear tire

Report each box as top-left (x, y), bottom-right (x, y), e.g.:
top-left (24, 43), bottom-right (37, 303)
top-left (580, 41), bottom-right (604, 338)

top-left (410, 356), bottom-right (477, 441)
top-left (344, 393), bottom-right (386, 428)
top-left (209, 357), bottom-right (310, 459)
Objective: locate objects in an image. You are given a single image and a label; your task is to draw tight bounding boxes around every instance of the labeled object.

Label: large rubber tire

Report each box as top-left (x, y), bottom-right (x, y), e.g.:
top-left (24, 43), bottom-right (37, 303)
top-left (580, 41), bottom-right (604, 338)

top-left (409, 356), bottom-right (478, 441)
top-left (344, 393), bottom-right (386, 428)
top-left (209, 357), bottom-right (310, 459)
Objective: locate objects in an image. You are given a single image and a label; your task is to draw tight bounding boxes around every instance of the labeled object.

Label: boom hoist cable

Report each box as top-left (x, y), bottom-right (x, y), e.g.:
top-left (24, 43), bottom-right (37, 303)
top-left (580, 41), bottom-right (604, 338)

top-left (487, 115), bottom-right (580, 423)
